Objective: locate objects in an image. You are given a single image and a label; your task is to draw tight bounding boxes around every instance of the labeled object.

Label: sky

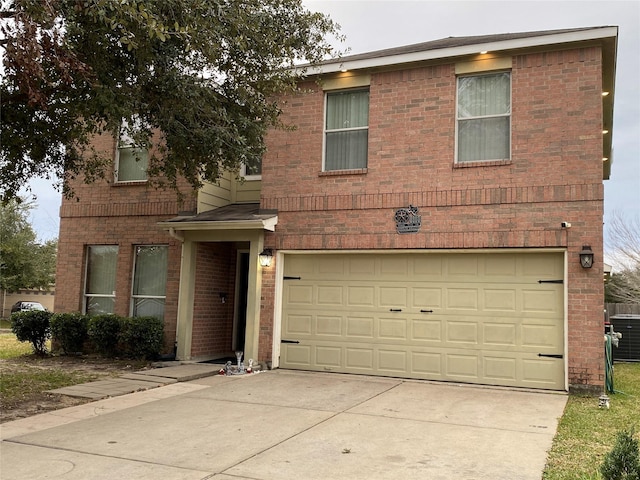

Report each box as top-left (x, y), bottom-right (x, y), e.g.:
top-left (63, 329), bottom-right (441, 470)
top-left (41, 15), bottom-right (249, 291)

top-left (24, 0), bottom-right (640, 252)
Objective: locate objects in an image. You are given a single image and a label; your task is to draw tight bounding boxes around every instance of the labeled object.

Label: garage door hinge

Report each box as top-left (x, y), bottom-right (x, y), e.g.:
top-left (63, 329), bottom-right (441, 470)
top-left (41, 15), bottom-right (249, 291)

top-left (538, 353), bottom-right (563, 359)
top-left (284, 276), bottom-right (302, 280)
top-left (538, 279), bottom-right (564, 284)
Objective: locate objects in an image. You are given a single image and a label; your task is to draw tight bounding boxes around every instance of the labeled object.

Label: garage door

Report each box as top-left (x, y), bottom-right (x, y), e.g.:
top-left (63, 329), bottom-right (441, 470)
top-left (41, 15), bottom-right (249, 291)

top-left (280, 252), bottom-right (565, 390)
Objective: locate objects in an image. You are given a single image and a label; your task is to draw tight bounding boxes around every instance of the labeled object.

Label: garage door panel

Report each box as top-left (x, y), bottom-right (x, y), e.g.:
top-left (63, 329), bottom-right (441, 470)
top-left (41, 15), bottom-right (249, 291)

top-left (284, 314), bottom-right (312, 335)
top-left (446, 288), bottom-right (479, 310)
top-left (483, 356), bottom-right (517, 381)
top-left (281, 252), bottom-right (565, 390)
top-left (522, 289), bottom-right (561, 313)
top-left (412, 319), bottom-right (442, 342)
top-left (316, 316), bottom-right (342, 336)
top-left (378, 349), bottom-right (408, 373)
top-left (347, 286), bottom-right (376, 306)
top-left (346, 348), bottom-right (374, 369)
top-left (287, 284), bottom-right (314, 305)
top-left (484, 323), bottom-right (517, 346)
top-left (283, 344), bottom-right (312, 366)
top-left (446, 322), bottom-right (479, 344)
top-left (484, 256), bottom-right (517, 277)
top-left (379, 287), bottom-right (408, 307)
top-left (346, 316), bottom-right (375, 338)
top-left (521, 324), bottom-right (562, 349)
top-left (484, 289), bottom-right (517, 311)
top-left (379, 317), bottom-right (408, 340)
top-left (446, 354), bottom-right (479, 378)
top-left (412, 287), bottom-right (442, 308)
top-left (412, 351), bottom-right (442, 375)
top-left (317, 285), bottom-right (343, 305)
top-left (522, 358), bottom-right (561, 385)
top-left (315, 346), bottom-right (342, 367)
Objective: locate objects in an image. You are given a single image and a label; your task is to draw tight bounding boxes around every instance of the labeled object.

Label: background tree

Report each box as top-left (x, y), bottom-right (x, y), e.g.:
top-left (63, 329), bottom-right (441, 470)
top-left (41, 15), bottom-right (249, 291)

top-left (0, 0), bottom-right (342, 200)
top-left (605, 212), bottom-right (640, 304)
top-left (0, 198), bottom-right (57, 291)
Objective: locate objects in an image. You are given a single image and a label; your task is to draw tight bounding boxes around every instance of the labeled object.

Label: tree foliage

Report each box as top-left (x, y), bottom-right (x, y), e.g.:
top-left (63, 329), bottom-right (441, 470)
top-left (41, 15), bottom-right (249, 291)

top-left (0, 198), bottom-right (57, 291)
top-left (0, 0), bottom-right (342, 200)
top-left (606, 212), bottom-right (640, 304)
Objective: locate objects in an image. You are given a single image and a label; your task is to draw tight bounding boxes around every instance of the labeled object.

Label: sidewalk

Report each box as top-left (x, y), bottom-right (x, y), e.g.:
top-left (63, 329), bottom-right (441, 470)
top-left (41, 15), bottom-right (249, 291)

top-left (47, 363), bottom-right (223, 399)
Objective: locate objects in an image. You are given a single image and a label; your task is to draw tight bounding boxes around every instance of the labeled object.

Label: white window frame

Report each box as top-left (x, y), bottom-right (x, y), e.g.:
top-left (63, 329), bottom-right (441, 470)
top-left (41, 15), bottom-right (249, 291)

top-left (322, 88), bottom-right (370, 171)
top-left (455, 71), bottom-right (512, 164)
top-left (240, 160), bottom-right (262, 180)
top-left (83, 245), bottom-right (118, 315)
top-left (130, 245), bottom-right (168, 319)
top-left (115, 118), bottom-right (149, 183)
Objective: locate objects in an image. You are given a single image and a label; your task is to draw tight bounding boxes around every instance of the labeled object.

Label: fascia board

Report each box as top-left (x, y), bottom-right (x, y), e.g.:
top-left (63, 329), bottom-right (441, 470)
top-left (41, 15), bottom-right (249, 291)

top-left (306, 27), bottom-right (618, 75)
top-left (159, 216), bottom-right (277, 232)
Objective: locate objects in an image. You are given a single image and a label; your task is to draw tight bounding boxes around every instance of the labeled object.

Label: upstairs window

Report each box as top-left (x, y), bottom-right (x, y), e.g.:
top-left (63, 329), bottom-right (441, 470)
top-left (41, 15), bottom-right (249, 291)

top-left (84, 245), bottom-right (118, 315)
top-left (131, 245), bottom-right (168, 319)
top-left (115, 119), bottom-right (148, 182)
top-left (241, 157), bottom-right (262, 179)
top-left (457, 72), bottom-right (511, 163)
top-left (324, 89), bottom-right (369, 171)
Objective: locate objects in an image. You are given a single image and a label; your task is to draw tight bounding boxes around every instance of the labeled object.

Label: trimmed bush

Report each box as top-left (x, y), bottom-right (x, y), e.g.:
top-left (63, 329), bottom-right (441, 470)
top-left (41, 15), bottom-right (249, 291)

top-left (601, 428), bottom-right (640, 480)
top-left (50, 312), bottom-right (90, 354)
top-left (87, 314), bottom-right (123, 357)
top-left (119, 316), bottom-right (164, 359)
top-left (10, 310), bottom-right (53, 355)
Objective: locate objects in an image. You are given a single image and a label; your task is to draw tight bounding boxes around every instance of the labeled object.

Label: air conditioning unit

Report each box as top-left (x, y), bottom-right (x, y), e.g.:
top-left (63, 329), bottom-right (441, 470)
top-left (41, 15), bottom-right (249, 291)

top-left (610, 314), bottom-right (640, 362)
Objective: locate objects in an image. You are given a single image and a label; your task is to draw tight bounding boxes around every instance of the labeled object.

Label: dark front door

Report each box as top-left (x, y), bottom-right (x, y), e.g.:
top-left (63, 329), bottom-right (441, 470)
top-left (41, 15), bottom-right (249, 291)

top-left (234, 252), bottom-right (250, 352)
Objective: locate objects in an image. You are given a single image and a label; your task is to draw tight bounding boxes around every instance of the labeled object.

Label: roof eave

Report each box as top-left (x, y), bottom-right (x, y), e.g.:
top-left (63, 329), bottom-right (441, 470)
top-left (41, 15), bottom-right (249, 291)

top-left (302, 27), bottom-right (619, 75)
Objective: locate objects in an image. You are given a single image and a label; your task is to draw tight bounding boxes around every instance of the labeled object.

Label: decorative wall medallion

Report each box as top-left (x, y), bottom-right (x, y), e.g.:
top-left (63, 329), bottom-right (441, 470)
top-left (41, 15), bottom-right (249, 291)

top-left (394, 205), bottom-right (421, 234)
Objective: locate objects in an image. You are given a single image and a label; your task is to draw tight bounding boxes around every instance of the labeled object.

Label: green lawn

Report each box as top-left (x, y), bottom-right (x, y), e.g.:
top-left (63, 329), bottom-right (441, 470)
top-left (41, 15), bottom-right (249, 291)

top-left (0, 332), bottom-right (38, 359)
top-left (543, 362), bottom-right (640, 479)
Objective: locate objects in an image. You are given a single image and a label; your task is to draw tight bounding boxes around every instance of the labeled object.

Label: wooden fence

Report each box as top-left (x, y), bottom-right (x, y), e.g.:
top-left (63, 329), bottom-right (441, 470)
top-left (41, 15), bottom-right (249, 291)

top-left (606, 303), bottom-right (640, 317)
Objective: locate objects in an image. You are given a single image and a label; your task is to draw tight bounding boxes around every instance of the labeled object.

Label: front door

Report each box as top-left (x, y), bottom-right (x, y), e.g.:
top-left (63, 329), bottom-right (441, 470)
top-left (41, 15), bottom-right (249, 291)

top-left (234, 252), bottom-right (250, 352)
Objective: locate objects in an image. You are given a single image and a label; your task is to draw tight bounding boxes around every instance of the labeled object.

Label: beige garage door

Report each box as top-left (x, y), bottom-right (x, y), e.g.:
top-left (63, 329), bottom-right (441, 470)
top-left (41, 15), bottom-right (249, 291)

top-left (280, 252), bottom-right (565, 390)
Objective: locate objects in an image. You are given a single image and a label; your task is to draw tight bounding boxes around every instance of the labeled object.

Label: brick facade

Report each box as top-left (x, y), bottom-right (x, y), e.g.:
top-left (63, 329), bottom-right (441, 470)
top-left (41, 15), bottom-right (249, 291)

top-left (259, 46), bottom-right (606, 390)
top-left (55, 132), bottom-right (197, 353)
top-left (55, 33), bottom-right (611, 392)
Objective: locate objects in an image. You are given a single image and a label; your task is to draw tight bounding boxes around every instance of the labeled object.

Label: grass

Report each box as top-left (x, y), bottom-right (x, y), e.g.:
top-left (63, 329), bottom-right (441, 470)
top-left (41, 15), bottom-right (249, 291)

top-left (0, 318), bottom-right (11, 329)
top-left (543, 362), bottom-right (640, 479)
top-left (0, 332), bottom-right (40, 359)
top-left (0, 367), bottom-right (99, 407)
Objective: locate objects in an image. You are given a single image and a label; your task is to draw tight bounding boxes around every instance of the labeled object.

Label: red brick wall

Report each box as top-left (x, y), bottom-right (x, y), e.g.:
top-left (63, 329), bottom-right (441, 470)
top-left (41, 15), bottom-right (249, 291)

top-left (55, 131), bottom-right (197, 353)
top-left (191, 242), bottom-right (237, 359)
top-left (258, 258), bottom-right (276, 363)
top-left (260, 46), bottom-right (605, 389)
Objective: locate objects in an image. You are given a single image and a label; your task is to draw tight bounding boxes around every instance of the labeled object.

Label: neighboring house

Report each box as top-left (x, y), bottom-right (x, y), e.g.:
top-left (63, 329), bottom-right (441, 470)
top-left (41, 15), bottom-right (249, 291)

top-left (2, 288), bottom-right (55, 318)
top-left (55, 26), bottom-right (617, 394)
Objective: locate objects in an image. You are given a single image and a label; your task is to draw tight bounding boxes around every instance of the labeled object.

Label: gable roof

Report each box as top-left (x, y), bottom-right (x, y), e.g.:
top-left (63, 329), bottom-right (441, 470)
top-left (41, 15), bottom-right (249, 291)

top-left (321, 26), bottom-right (617, 65)
top-left (306, 26), bottom-right (617, 74)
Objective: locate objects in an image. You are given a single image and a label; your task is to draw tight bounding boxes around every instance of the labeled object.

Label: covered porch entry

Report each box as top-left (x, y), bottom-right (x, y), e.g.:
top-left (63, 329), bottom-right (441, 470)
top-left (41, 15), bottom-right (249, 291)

top-left (160, 204), bottom-right (277, 362)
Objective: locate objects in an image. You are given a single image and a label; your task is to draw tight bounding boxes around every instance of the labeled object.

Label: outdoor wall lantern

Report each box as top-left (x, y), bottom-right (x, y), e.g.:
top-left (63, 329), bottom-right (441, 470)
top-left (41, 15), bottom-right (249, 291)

top-left (259, 248), bottom-right (273, 267)
top-left (579, 245), bottom-right (594, 269)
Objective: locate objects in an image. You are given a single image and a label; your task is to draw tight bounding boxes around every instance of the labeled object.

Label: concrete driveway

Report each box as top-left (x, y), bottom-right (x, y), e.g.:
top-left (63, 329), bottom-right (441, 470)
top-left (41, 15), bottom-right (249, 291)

top-left (1, 370), bottom-right (567, 479)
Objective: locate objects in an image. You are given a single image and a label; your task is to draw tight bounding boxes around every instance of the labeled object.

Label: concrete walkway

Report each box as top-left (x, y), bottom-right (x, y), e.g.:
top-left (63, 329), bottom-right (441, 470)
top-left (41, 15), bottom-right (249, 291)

top-left (46, 363), bottom-right (223, 399)
top-left (1, 370), bottom-right (567, 480)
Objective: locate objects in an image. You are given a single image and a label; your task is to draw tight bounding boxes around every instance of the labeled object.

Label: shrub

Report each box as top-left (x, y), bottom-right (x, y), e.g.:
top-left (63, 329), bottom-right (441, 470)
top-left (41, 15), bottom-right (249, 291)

top-left (87, 314), bottom-right (123, 356)
top-left (50, 313), bottom-right (89, 354)
top-left (119, 316), bottom-right (164, 359)
top-left (601, 428), bottom-right (640, 480)
top-left (10, 310), bottom-right (53, 355)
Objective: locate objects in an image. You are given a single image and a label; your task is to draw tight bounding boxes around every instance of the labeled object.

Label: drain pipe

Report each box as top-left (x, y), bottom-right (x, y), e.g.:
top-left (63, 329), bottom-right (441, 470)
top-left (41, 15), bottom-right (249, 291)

top-left (168, 227), bottom-right (184, 243)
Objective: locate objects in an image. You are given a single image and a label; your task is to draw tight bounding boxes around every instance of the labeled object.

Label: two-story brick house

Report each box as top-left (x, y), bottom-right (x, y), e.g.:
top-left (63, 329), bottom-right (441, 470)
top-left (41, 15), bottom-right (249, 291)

top-left (55, 26), bottom-right (617, 393)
